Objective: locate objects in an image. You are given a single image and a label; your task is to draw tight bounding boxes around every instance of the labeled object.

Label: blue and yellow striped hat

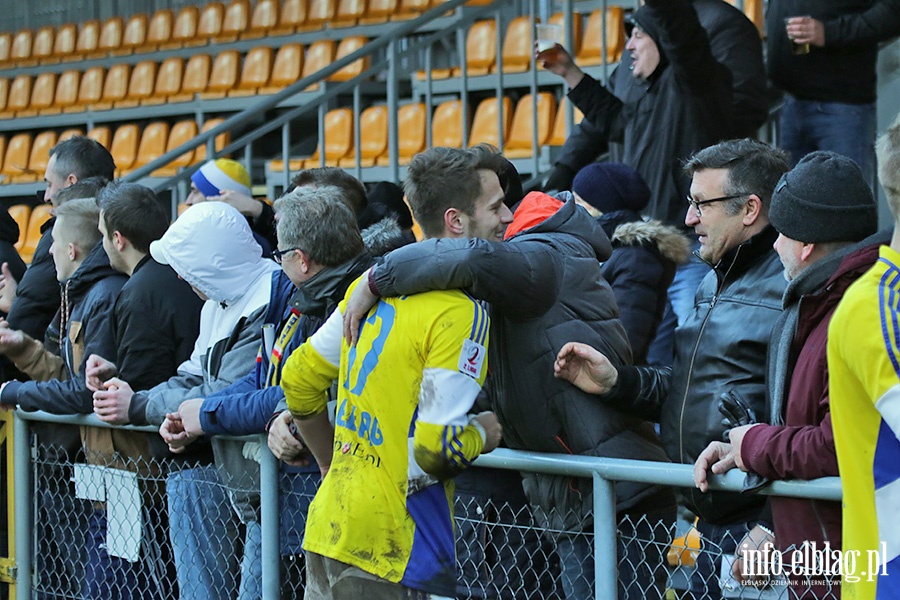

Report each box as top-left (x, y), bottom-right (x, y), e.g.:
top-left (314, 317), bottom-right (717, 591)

top-left (191, 158), bottom-right (252, 198)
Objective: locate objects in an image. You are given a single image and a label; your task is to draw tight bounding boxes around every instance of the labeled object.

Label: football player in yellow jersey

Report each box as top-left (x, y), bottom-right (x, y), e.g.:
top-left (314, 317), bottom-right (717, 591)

top-left (279, 147), bottom-right (509, 599)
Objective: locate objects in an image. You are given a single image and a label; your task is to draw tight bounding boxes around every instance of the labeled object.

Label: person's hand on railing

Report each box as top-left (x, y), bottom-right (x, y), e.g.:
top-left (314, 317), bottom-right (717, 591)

top-left (92, 377), bottom-right (133, 424)
top-left (534, 42), bottom-right (585, 89)
top-left (693, 441), bottom-right (735, 493)
top-left (176, 398), bottom-right (205, 438)
top-left (726, 423), bottom-right (761, 472)
top-left (473, 411), bottom-right (502, 454)
top-left (206, 190), bottom-right (263, 220)
top-left (553, 342), bottom-right (618, 395)
top-left (0, 318), bottom-right (27, 356)
top-left (342, 270), bottom-right (379, 347)
top-left (0, 262), bottom-right (19, 314)
top-left (85, 354), bottom-right (118, 392)
top-left (160, 412), bottom-right (198, 454)
top-left (732, 525), bottom-right (776, 587)
top-left (267, 409), bottom-right (311, 467)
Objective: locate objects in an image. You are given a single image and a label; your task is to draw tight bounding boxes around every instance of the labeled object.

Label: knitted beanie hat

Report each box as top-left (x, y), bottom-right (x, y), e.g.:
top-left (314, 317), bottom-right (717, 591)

top-left (191, 158), bottom-right (252, 198)
top-left (572, 162), bottom-right (651, 214)
top-left (769, 151), bottom-right (877, 244)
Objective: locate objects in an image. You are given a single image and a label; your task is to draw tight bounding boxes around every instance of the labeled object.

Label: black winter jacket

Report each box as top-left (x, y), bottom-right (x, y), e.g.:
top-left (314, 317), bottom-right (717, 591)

top-left (369, 193), bottom-right (672, 520)
top-left (566, 0), bottom-right (732, 229)
top-left (0, 208), bottom-right (25, 293)
top-left (607, 225), bottom-right (785, 525)
top-left (767, 0), bottom-right (900, 104)
top-left (7, 223), bottom-right (58, 340)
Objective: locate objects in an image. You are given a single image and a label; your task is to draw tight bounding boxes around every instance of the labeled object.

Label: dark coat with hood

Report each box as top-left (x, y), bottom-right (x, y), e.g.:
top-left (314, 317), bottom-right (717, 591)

top-left (598, 210), bottom-right (691, 364)
top-left (0, 208), bottom-right (25, 293)
top-left (6, 221), bottom-right (56, 340)
top-left (368, 192), bottom-right (672, 529)
top-left (606, 225), bottom-right (785, 525)
top-left (553, 0), bottom-right (735, 222)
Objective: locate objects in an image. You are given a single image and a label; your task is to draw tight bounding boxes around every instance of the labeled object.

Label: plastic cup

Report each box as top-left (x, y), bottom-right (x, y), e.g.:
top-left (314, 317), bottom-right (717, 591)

top-left (536, 23), bottom-right (562, 57)
top-left (784, 17), bottom-right (810, 55)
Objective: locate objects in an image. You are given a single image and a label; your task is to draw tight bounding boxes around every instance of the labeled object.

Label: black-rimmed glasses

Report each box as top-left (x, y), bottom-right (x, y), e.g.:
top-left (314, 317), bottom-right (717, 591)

top-left (272, 247), bottom-right (301, 265)
top-left (685, 193), bottom-right (751, 216)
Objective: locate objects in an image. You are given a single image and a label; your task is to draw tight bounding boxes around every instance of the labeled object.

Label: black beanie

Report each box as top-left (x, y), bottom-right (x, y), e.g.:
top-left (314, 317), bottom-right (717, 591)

top-left (572, 162), bottom-right (651, 214)
top-left (768, 151), bottom-right (877, 244)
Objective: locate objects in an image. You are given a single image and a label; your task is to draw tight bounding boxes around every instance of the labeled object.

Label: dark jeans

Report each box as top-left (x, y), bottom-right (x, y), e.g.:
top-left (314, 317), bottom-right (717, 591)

top-left (688, 518), bottom-right (756, 600)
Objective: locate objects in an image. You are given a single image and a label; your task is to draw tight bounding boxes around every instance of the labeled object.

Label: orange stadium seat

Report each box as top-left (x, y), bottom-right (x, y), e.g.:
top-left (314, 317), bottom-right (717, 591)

top-left (93, 63), bottom-right (131, 111)
top-left (58, 128), bottom-right (84, 142)
top-left (451, 20), bottom-right (496, 76)
top-left (86, 126), bottom-right (112, 149)
top-left (0, 133), bottom-right (32, 181)
top-left (549, 98), bottom-right (583, 146)
top-left (217, 0), bottom-right (251, 43)
top-left (47, 70), bottom-right (80, 114)
top-left (302, 107), bottom-right (354, 167)
top-left (144, 57), bottom-right (184, 105)
top-left (549, 12), bottom-right (584, 56)
top-left (577, 7), bottom-right (625, 65)
top-left (497, 16), bottom-right (533, 73)
top-left (19, 204), bottom-right (52, 263)
top-left (375, 103), bottom-right (425, 166)
top-left (74, 20), bottom-right (100, 60)
top-left (95, 17), bottom-right (124, 57)
top-left (117, 61), bottom-right (157, 107)
top-left (193, 2), bottom-right (225, 45)
top-left (230, 46), bottom-right (272, 96)
top-left (395, 0), bottom-right (431, 20)
top-left (301, 0), bottom-right (336, 31)
top-left (0, 136), bottom-right (6, 175)
top-left (469, 95), bottom-right (513, 147)
top-left (164, 6), bottom-right (199, 49)
top-left (7, 204), bottom-right (30, 251)
top-left (0, 75), bottom-right (33, 118)
top-left (10, 30), bottom-right (33, 66)
top-left (330, 36), bottom-right (370, 81)
top-left (358, 0), bottom-right (394, 25)
top-left (431, 99), bottom-right (465, 148)
top-left (142, 9), bottom-right (174, 52)
top-left (504, 92), bottom-right (557, 158)
top-left (301, 40), bottom-right (336, 90)
top-left (260, 43), bottom-right (303, 94)
top-left (728, 0), bottom-right (764, 36)
top-left (67, 66), bottom-right (104, 112)
top-left (333, 0), bottom-right (368, 28)
top-left (116, 13), bottom-right (148, 55)
top-left (195, 119), bottom-right (230, 163)
top-left (11, 131), bottom-right (57, 183)
top-left (152, 119), bottom-right (198, 177)
top-left (126, 121), bottom-right (170, 174)
top-left (110, 124), bottom-right (141, 176)
top-left (199, 51), bottom-right (241, 99)
top-left (243, 0), bottom-right (279, 39)
top-left (32, 26), bottom-right (55, 64)
top-left (0, 78), bottom-right (8, 114)
top-left (52, 24), bottom-right (77, 61)
top-left (0, 33), bottom-right (11, 67)
top-left (22, 72), bottom-right (56, 117)
top-left (272, 0), bottom-right (308, 35)
top-left (339, 105), bottom-right (387, 167)
top-left (170, 54), bottom-right (212, 102)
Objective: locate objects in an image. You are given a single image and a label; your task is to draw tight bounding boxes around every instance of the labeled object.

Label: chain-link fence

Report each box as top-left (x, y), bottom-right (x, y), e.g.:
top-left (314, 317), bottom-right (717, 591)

top-left (11, 412), bottom-right (843, 600)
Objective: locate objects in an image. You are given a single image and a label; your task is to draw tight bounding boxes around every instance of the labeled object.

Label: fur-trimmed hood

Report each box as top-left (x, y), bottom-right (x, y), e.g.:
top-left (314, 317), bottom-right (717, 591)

top-left (611, 219), bottom-right (692, 265)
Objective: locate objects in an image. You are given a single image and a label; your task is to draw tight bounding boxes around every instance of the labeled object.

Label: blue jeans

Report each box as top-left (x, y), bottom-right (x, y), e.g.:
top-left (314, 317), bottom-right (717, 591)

top-left (780, 94), bottom-right (877, 187)
top-left (167, 466), bottom-right (240, 600)
top-left (646, 245), bottom-right (706, 367)
top-left (688, 519), bottom-right (755, 600)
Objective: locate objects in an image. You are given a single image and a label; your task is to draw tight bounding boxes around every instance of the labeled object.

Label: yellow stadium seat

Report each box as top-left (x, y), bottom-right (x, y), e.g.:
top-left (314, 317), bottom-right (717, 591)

top-left (394, 0), bottom-right (431, 20)
top-left (0, 75), bottom-right (32, 119)
top-left (126, 121), bottom-right (170, 174)
top-left (0, 136), bottom-right (6, 174)
top-left (11, 131), bottom-right (57, 183)
top-left (496, 16), bottom-right (533, 73)
top-left (152, 120), bottom-right (198, 177)
top-left (116, 61), bottom-right (157, 107)
top-left (58, 129), bottom-right (84, 143)
top-left (32, 26), bottom-right (55, 64)
top-left (74, 20), bottom-right (100, 60)
top-left (333, 0), bottom-right (368, 28)
top-left (0, 133), bottom-right (32, 181)
top-left (216, 0), bottom-right (250, 43)
top-left (468, 96), bottom-right (513, 148)
top-left (19, 204), bottom-right (53, 263)
top-left (195, 119), bottom-right (230, 163)
top-left (193, 2), bottom-right (225, 45)
top-left (170, 54), bottom-right (212, 103)
top-left (339, 105), bottom-right (388, 167)
top-left (303, 108), bottom-right (354, 167)
top-left (359, 0), bottom-right (394, 24)
top-left (163, 6), bottom-right (199, 50)
top-left (86, 126), bottom-right (112, 149)
top-left (8, 204), bottom-right (30, 251)
top-left (0, 78), bottom-right (9, 114)
top-left (577, 7), bottom-right (625, 66)
top-left (199, 50), bottom-right (241, 99)
top-left (92, 63), bottom-right (131, 110)
top-left (260, 44), bottom-right (303, 94)
top-left (110, 124), bottom-right (141, 176)
top-left (142, 9), bottom-right (174, 52)
top-left (450, 20), bottom-right (496, 77)
top-left (143, 57), bottom-right (184, 105)
top-left (272, 0), bottom-right (308, 35)
top-left (47, 70), bottom-right (80, 114)
top-left (301, 40), bottom-right (336, 90)
top-left (230, 46), bottom-right (272, 96)
top-left (548, 98), bottom-right (584, 146)
top-left (375, 103), bottom-right (425, 166)
top-left (10, 30), bottom-right (33, 66)
top-left (301, 0), bottom-right (336, 31)
top-left (52, 24), bottom-right (78, 61)
top-left (504, 92), bottom-right (557, 158)
top-left (95, 16), bottom-right (124, 57)
top-left (431, 99), bottom-right (465, 148)
top-left (330, 36), bottom-right (370, 81)
top-left (66, 66), bottom-right (104, 113)
top-left (549, 12), bottom-right (584, 57)
top-left (0, 33), bottom-right (11, 67)
top-left (115, 13), bottom-right (148, 55)
top-left (243, 0), bottom-right (279, 39)
top-left (21, 72), bottom-right (56, 117)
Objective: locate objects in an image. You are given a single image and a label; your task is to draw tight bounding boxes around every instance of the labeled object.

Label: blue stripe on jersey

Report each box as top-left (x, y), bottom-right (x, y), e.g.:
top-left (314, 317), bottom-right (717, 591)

top-left (877, 554), bottom-right (900, 599)
top-left (476, 302), bottom-right (488, 345)
top-left (408, 406), bottom-right (418, 437)
top-left (444, 426), bottom-right (469, 467)
top-left (873, 419), bottom-right (900, 490)
top-left (879, 260), bottom-right (900, 379)
top-left (402, 484), bottom-right (457, 595)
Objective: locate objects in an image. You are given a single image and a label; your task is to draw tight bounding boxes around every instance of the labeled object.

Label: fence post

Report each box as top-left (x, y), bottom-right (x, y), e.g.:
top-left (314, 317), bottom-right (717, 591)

top-left (13, 413), bottom-right (32, 600)
top-left (592, 471), bottom-right (616, 600)
top-left (259, 440), bottom-right (280, 600)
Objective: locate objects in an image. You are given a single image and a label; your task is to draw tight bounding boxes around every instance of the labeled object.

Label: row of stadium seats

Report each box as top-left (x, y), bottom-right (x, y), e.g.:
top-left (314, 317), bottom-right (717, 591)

top-left (0, 119), bottom-right (228, 183)
top-left (271, 93), bottom-right (583, 171)
top-left (7, 203), bottom-right (52, 263)
top-left (0, 39), bottom-right (368, 117)
top-left (0, 0), bottom-right (494, 68)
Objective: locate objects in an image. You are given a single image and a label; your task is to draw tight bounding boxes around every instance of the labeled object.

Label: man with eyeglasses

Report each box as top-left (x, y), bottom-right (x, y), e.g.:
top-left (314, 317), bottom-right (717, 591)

top-left (554, 138), bottom-right (789, 599)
